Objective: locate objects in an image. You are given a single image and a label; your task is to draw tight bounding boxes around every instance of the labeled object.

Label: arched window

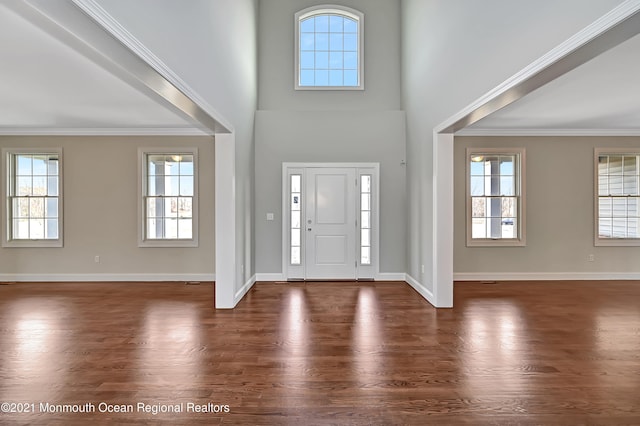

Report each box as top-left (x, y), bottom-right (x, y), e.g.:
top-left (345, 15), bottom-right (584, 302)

top-left (295, 5), bottom-right (364, 90)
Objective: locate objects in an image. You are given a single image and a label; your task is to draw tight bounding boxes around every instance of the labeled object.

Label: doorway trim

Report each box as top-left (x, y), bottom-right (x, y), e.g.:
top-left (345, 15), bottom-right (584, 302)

top-left (282, 162), bottom-right (380, 281)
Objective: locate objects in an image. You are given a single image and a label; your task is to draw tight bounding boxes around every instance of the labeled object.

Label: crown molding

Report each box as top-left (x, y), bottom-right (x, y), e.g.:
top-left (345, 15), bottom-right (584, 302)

top-left (455, 128), bottom-right (640, 137)
top-left (0, 127), bottom-right (212, 136)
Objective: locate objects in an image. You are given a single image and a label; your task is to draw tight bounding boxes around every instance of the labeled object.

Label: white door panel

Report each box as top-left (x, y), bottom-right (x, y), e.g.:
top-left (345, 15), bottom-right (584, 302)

top-left (315, 174), bottom-right (347, 224)
top-left (305, 168), bottom-right (356, 279)
top-left (314, 235), bottom-right (347, 264)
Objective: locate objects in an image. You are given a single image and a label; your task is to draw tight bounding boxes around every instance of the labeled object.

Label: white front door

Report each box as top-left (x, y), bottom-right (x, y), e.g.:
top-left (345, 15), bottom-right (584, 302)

top-left (305, 167), bottom-right (356, 279)
top-left (283, 163), bottom-right (378, 281)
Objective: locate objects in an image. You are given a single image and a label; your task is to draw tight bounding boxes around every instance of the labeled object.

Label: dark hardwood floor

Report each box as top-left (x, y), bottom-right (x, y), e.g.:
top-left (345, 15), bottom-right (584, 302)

top-left (1, 280), bottom-right (639, 425)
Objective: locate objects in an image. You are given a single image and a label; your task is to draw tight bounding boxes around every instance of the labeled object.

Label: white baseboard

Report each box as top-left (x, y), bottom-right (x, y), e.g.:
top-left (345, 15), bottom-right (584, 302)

top-left (234, 274), bottom-right (256, 302)
top-left (454, 272), bottom-right (640, 281)
top-left (376, 272), bottom-right (406, 281)
top-left (255, 273), bottom-right (286, 282)
top-left (255, 272), bottom-right (407, 282)
top-left (405, 273), bottom-right (435, 305)
top-left (0, 273), bottom-right (215, 283)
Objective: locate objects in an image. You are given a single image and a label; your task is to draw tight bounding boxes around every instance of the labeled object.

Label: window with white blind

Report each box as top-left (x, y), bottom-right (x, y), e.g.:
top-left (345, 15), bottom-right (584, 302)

top-left (139, 148), bottom-right (198, 247)
top-left (2, 148), bottom-right (63, 248)
top-left (467, 148), bottom-right (526, 247)
top-left (596, 149), bottom-right (640, 246)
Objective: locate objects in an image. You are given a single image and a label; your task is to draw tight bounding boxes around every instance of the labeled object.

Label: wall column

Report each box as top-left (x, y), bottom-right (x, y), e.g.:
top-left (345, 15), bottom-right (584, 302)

top-left (215, 133), bottom-right (236, 308)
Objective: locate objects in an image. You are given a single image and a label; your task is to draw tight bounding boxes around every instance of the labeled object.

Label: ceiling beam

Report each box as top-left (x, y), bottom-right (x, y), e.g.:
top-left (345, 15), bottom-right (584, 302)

top-left (17, 0), bottom-right (231, 134)
top-left (436, 0), bottom-right (640, 134)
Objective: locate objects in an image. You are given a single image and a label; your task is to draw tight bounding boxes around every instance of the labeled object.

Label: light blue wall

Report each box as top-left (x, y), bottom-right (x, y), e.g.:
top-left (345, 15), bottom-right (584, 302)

top-left (258, 0), bottom-right (401, 111)
top-left (255, 0), bottom-right (406, 275)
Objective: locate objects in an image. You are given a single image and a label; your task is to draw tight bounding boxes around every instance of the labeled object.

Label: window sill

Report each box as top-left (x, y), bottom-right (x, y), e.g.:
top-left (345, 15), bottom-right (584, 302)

top-left (466, 238), bottom-right (526, 248)
top-left (595, 238), bottom-right (640, 247)
top-left (295, 85), bottom-right (364, 91)
top-left (138, 239), bottom-right (198, 248)
top-left (3, 239), bottom-right (63, 248)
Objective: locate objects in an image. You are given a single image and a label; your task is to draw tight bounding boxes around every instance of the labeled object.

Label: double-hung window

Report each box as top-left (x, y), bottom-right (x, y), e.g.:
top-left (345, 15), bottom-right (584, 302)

top-left (2, 148), bottom-right (63, 247)
top-left (595, 149), bottom-right (640, 246)
top-left (467, 148), bottom-right (526, 247)
top-left (295, 5), bottom-right (364, 90)
top-left (139, 148), bottom-right (198, 247)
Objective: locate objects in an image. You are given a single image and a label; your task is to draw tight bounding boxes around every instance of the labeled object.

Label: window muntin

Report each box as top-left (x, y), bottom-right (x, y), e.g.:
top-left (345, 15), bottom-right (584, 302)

top-left (3, 149), bottom-right (62, 247)
top-left (295, 6), bottom-right (363, 90)
top-left (140, 149), bottom-right (198, 247)
top-left (467, 149), bottom-right (525, 247)
top-left (596, 151), bottom-right (640, 244)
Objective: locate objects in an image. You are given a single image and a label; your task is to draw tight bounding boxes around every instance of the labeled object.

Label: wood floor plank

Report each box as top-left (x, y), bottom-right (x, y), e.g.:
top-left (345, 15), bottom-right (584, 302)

top-left (1, 280), bottom-right (639, 424)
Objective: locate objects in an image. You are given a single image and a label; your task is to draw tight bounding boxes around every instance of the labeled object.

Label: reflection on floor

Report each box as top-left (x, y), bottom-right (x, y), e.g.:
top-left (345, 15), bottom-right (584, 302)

top-left (1, 280), bottom-right (639, 425)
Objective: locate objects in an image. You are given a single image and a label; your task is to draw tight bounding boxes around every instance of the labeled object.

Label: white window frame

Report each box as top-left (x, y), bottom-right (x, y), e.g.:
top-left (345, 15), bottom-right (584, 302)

top-left (356, 167), bottom-right (377, 279)
top-left (294, 4), bottom-right (364, 91)
top-left (466, 147), bottom-right (526, 247)
top-left (2, 147), bottom-right (63, 248)
top-left (138, 147), bottom-right (199, 248)
top-left (285, 166), bottom-right (305, 279)
top-left (594, 148), bottom-right (640, 247)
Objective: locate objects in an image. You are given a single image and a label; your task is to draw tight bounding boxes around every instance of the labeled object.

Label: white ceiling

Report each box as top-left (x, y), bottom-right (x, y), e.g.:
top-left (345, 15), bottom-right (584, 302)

top-left (0, 1), bottom-right (204, 134)
top-left (462, 32), bottom-right (640, 135)
top-left (1, 2), bottom-right (638, 136)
